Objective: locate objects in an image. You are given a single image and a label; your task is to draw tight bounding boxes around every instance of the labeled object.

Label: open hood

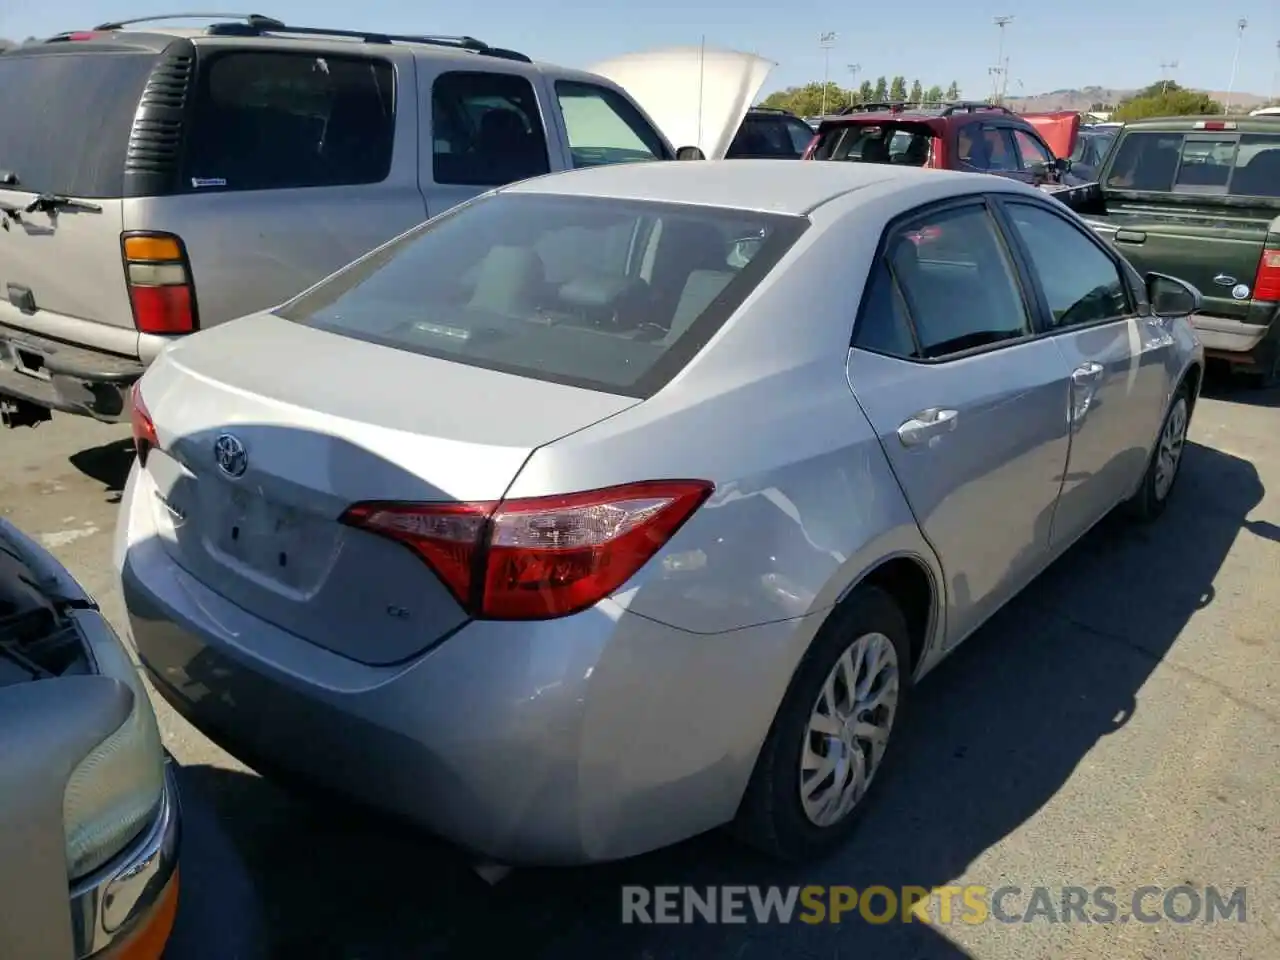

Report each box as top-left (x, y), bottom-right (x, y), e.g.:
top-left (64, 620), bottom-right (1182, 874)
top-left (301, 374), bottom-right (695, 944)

top-left (1021, 111), bottom-right (1080, 160)
top-left (589, 47), bottom-right (775, 160)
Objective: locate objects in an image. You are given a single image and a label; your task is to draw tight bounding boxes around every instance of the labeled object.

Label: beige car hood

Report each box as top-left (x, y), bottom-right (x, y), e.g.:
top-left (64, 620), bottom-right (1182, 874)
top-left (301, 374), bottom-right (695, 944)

top-left (589, 47), bottom-right (775, 160)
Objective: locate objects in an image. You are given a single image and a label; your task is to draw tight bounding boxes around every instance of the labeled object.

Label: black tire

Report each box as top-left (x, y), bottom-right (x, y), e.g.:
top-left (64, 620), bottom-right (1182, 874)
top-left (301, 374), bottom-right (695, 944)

top-left (1127, 380), bottom-right (1191, 523)
top-left (732, 585), bottom-right (912, 862)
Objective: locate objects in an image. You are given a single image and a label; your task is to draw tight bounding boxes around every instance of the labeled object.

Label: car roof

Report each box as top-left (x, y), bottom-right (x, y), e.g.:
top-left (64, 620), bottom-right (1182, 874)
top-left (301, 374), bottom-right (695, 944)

top-left (502, 159), bottom-right (1006, 216)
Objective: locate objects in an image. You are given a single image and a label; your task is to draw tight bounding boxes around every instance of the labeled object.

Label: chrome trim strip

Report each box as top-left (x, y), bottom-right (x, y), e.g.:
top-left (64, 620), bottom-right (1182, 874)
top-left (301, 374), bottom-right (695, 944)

top-left (68, 761), bottom-right (180, 958)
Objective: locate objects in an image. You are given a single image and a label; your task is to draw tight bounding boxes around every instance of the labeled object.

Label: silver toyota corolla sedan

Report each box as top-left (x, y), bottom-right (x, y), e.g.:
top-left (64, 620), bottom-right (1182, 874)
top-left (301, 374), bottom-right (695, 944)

top-left (116, 160), bottom-right (1204, 865)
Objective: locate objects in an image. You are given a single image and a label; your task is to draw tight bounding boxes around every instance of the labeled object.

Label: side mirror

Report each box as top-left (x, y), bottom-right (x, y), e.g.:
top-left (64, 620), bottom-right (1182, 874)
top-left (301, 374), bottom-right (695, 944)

top-left (1055, 156), bottom-right (1073, 174)
top-left (1027, 160), bottom-right (1051, 180)
top-left (1145, 272), bottom-right (1202, 318)
top-left (676, 146), bottom-right (706, 161)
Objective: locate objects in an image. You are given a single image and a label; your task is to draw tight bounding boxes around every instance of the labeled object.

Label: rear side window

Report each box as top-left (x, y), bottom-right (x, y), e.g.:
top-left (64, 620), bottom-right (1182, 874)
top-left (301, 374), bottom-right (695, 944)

top-left (1173, 137), bottom-right (1235, 189)
top-left (1104, 132), bottom-right (1183, 191)
top-left (814, 123), bottom-right (933, 165)
top-left (275, 193), bottom-right (807, 397)
top-left (728, 117), bottom-right (802, 158)
top-left (432, 71), bottom-right (550, 186)
top-left (877, 203), bottom-right (1030, 359)
top-left (0, 51), bottom-right (157, 198)
top-left (183, 52), bottom-right (395, 192)
top-left (555, 81), bottom-right (669, 168)
top-left (1226, 135), bottom-right (1280, 197)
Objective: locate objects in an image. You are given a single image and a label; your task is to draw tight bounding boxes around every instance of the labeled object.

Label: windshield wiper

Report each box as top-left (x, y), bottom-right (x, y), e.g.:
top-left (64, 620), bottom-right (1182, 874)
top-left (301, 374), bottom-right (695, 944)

top-left (24, 194), bottom-right (102, 215)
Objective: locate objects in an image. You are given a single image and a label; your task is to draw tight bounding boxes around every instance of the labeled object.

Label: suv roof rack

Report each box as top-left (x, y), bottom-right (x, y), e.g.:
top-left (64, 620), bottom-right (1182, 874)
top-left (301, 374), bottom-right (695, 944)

top-left (86, 12), bottom-right (532, 62)
top-left (838, 99), bottom-right (1013, 117)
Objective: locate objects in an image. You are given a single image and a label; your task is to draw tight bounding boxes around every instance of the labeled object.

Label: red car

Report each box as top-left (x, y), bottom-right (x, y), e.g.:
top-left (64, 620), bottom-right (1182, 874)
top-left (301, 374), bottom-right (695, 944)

top-left (804, 101), bottom-right (1081, 189)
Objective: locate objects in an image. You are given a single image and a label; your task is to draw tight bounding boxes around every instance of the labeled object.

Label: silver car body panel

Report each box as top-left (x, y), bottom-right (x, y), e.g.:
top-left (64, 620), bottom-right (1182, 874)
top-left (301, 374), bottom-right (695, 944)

top-left (117, 162), bottom-right (1203, 863)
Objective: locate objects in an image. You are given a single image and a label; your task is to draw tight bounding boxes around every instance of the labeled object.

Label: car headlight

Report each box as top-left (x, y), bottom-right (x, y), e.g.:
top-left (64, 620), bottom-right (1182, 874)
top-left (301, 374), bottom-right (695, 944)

top-left (63, 615), bottom-right (166, 880)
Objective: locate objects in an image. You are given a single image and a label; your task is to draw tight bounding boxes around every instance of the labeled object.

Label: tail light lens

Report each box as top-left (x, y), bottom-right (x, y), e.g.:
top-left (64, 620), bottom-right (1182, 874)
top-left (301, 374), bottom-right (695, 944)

top-left (122, 233), bottom-right (198, 335)
top-left (130, 382), bottom-right (158, 464)
top-left (1252, 248), bottom-right (1280, 302)
top-left (341, 480), bottom-right (714, 619)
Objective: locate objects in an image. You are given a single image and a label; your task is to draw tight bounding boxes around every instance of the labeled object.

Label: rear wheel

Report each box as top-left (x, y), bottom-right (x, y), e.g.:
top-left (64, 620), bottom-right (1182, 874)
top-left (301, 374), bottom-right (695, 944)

top-left (733, 586), bottom-right (910, 861)
top-left (1127, 382), bottom-right (1191, 522)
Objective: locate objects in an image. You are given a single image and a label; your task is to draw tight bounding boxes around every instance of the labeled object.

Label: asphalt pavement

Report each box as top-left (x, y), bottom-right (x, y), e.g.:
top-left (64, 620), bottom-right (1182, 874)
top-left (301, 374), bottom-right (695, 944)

top-left (2, 373), bottom-right (1278, 959)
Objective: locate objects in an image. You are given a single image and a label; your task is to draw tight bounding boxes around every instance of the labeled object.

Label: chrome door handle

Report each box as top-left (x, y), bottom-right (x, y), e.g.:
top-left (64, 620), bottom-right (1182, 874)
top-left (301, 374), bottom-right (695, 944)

top-left (897, 408), bottom-right (959, 447)
top-left (1071, 361), bottom-right (1104, 384)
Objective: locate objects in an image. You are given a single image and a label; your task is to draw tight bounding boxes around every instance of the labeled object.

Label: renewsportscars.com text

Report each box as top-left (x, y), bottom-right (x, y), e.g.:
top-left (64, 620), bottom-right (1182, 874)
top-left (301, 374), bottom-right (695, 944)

top-left (621, 885), bottom-right (1248, 925)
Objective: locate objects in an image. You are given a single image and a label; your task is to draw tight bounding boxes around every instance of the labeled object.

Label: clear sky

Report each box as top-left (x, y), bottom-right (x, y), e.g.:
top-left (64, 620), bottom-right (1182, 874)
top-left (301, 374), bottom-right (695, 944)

top-left (3, 1), bottom-right (1279, 100)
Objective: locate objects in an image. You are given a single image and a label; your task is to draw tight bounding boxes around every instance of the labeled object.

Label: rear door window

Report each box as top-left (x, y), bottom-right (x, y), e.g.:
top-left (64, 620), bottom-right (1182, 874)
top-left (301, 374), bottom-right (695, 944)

top-left (183, 52), bottom-right (395, 192)
top-left (432, 71), bottom-right (550, 186)
top-left (275, 193), bottom-right (807, 397)
top-left (555, 81), bottom-right (670, 168)
top-left (0, 51), bottom-right (158, 198)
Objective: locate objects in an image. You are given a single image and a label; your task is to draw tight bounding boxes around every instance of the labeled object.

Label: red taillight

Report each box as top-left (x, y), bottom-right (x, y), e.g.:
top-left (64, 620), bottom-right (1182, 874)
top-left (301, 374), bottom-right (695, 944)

top-left (1253, 249), bottom-right (1280, 302)
top-left (122, 233), bottom-right (198, 335)
top-left (341, 480), bottom-right (714, 620)
top-left (129, 382), bottom-right (158, 463)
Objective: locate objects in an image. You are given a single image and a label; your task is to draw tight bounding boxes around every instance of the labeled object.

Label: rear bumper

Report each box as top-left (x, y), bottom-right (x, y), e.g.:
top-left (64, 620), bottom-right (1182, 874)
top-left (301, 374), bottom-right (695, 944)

top-left (70, 765), bottom-right (180, 960)
top-left (0, 325), bottom-right (143, 421)
top-left (114, 465), bottom-right (807, 865)
top-left (1190, 312), bottom-right (1278, 371)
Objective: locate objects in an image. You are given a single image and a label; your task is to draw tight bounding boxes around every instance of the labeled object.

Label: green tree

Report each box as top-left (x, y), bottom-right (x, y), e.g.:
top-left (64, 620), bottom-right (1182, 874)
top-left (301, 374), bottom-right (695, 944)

top-left (872, 76), bottom-right (888, 101)
top-left (889, 76), bottom-right (907, 101)
top-left (945, 81), bottom-right (960, 100)
top-left (924, 84), bottom-right (944, 103)
top-left (1113, 81), bottom-right (1222, 122)
top-left (858, 79), bottom-right (875, 104)
top-left (908, 79), bottom-right (924, 103)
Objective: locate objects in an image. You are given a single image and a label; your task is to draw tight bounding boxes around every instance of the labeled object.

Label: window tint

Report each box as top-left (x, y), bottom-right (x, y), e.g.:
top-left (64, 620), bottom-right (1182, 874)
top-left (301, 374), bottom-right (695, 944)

top-left (1012, 129), bottom-right (1052, 168)
top-left (727, 117), bottom-right (799, 158)
top-left (853, 262), bottom-right (919, 358)
top-left (1104, 132), bottom-right (1182, 191)
top-left (1173, 137), bottom-right (1235, 189)
top-left (184, 52), bottom-right (395, 192)
top-left (786, 119), bottom-right (817, 154)
top-left (884, 204), bottom-right (1030, 358)
top-left (432, 72), bottom-right (550, 186)
top-left (1005, 202), bottom-right (1130, 328)
top-left (555, 81), bottom-right (669, 168)
top-left (814, 122), bottom-right (931, 165)
top-left (275, 193), bottom-right (807, 397)
top-left (1228, 134), bottom-right (1280, 197)
top-left (0, 52), bottom-right (157, 197)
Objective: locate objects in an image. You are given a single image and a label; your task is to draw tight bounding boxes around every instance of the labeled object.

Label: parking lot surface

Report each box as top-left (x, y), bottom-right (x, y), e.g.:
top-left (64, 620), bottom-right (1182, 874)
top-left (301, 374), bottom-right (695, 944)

top-left (3, 376), bottom-right (1278, 959)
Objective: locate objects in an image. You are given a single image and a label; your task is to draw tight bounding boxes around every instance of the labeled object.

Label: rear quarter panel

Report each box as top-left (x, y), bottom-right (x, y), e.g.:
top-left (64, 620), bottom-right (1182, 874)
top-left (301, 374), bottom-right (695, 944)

top-left (123, 53), bottom-right (427, 354)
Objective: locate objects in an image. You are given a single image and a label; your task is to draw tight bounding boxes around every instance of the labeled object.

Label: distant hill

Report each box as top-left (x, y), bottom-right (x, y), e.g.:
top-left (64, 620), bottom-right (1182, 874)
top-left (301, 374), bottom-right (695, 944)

top-left (1003, 85), bottom-right (1267, 112)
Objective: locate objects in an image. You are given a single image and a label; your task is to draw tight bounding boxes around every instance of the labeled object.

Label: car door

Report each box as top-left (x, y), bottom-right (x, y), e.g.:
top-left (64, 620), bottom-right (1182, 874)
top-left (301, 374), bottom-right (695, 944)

top-left (847, 198), bottom-right (1073, 649)
top-left (994, 196), bottom-right (1176, 549)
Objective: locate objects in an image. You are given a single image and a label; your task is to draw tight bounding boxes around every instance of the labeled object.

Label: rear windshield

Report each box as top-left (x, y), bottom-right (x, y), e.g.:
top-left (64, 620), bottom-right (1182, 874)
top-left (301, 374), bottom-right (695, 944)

top-left (812, 122), bottom-right (934, 166)
top-left (1104, 131), bottom-right (1280, 197)
top-left (275, 193), bottom-right (807, 398)
top-left (0, 51), bottom-right (157, 197)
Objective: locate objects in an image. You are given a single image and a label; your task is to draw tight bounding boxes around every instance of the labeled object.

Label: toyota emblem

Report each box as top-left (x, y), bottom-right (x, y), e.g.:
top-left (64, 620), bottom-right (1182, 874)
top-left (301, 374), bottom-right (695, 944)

top-left (213, 433), bottom-right (248, 478)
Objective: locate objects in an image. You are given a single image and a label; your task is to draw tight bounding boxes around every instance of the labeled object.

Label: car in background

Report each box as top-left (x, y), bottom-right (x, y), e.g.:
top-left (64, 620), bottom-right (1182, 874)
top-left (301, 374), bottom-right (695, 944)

top-left (724, 107), bottom-right (817, 159)
top-left (1, 518), bottom-right (178, 959)
top-left (119, 160), bottom-right (1201, 867)
top-left (806, 101), bottom-right (1078, 190)
top-left (0, 14), bottom-right (680, 429)
top-left (1069, 126), bottom-right (1118, 181)
top-left (1060, 115), bottom-right (1280, 386)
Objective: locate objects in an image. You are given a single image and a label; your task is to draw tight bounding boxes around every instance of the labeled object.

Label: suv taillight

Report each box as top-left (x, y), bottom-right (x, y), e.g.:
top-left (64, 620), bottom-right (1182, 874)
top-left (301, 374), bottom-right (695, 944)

top-left (341, 480), bottom-right (714, 619)
top-left (122, 233), bottom-right (198, 335)
top-left (129, 382), bottom-right (158, 464)
top-left (1252, 248), bottom-right (1280, 302)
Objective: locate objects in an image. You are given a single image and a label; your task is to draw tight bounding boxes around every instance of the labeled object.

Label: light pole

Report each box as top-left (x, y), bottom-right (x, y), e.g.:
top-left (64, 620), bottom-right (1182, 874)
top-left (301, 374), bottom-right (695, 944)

top-left (993, 15), bottom-right (1014, 103)
top-left (819, 31), bottom-right (837, 116)
top-left (1159, 60), bottom-right (1179, 94)
top-left (988, 65), bottom-right (1002, 104)
top-left (1226, 18), bottom-right (1248, 112)
top-left (847, 63), bottom-right (861, 105)
top-left (1272, 40), bottom-right (1280, 104)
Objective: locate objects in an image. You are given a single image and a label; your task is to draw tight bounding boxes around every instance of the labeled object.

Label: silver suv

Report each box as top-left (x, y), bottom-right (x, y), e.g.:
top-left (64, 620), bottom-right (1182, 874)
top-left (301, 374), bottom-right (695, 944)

top-left (0, 14), bottom-right (680, 427)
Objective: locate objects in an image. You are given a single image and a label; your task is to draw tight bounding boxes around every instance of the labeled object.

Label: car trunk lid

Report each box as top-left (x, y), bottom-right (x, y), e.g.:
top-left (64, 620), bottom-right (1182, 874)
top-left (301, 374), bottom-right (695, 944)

top-left (136, 314), bottom-right (641, 665)
top-left (0, 47), bottom-right (163, 347)
top-left (1021, 111), bottom-right (1080, 160)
